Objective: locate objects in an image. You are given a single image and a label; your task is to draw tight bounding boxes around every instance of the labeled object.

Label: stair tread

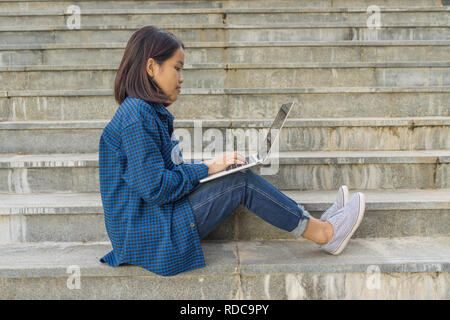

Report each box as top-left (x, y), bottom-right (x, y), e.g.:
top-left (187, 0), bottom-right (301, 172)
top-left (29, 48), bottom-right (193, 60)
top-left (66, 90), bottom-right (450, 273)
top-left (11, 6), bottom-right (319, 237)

top-left (1, 21), bottom-right (449, 32)
top-left (1, 117), bottom-right (450, 128)
top-left (3, 86), bottom-right (450, 98)
top-left (0, 236), bottom-right (448, 278)
top-left (2, 40), bottom-right (450, 51)
top-left (1, 150), bottom-right (449, 165)
top-left (1, 189), bottom-right (449, 214)
top-left (2, 6), bottom-right (449, 16)
top-left (3, 61), bottom-right (450, 71)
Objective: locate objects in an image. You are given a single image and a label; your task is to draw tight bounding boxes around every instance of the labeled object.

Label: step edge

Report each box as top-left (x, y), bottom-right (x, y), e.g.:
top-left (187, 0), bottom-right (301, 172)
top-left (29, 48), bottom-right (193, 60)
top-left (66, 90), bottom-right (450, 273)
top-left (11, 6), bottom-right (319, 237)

top-left (2, 40), bottom-right (450, 51)
top-left (3, 61), bottom-right (450, 72)
top-left (3, 86), bottom-right (450, 97)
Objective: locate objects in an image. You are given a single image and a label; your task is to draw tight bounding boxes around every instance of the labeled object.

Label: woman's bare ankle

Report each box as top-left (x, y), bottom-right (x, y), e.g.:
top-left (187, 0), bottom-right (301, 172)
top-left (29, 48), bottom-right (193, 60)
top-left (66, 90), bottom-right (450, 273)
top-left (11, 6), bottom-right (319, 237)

top-left (323, 221), bottom-right (334, 244)
top-left (302, 217), bottom-right (334, 245)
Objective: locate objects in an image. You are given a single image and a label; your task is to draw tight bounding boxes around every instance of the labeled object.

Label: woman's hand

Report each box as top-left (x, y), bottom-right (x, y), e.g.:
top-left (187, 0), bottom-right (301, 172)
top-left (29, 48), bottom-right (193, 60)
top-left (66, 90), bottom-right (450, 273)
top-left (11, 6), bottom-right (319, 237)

top-left (202, 151), bottom-right (247, 175)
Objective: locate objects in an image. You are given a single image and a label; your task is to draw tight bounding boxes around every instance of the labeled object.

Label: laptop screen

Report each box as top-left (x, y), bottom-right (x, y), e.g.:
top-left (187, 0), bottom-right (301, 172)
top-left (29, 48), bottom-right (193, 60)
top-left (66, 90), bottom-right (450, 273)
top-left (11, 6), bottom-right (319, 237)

top-left (258, 101), bottom-right (294, 159)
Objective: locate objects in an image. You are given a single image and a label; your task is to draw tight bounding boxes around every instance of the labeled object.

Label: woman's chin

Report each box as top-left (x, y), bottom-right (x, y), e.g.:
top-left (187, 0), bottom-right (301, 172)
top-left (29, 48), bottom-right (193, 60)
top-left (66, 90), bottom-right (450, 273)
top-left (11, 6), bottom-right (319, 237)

top-left (164, 96), bottom-right (177, 107)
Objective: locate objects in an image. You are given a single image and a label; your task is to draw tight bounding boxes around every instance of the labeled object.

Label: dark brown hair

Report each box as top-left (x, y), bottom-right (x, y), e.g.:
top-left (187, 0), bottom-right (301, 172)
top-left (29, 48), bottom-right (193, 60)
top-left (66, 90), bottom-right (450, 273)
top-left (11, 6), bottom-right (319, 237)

top-left (114, 25), bottom-right (184, 106)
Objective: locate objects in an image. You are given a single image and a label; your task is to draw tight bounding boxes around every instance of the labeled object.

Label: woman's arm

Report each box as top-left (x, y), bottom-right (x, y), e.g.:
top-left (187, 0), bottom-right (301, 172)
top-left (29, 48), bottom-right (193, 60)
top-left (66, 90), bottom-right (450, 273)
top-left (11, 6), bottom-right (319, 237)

top-left (202, 152), bottom-right (247, 175)
top-left (121, 120), bottom-right (209, 206)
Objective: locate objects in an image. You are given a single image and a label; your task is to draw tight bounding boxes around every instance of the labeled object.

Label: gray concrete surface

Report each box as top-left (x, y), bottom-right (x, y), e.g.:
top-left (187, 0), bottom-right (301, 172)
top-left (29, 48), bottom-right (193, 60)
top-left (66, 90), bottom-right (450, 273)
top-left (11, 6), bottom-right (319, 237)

top-left (0, 237), bottom-right (448, 299)
top-left (0, 189), bottom-right (448, 243)
top-left (0, 0), bottom-right (449, 300)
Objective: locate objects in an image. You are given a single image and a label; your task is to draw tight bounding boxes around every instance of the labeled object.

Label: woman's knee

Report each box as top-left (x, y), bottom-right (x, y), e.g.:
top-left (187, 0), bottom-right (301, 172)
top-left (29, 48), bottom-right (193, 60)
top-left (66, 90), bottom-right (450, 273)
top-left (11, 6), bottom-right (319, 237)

top-left (222, 168), bottom-right (259, 186)
top-left (239, 168), bottom-right (263, 185)
top-left (238, 168), bottom-right (253, 179)
top-left (219, 169), bottom-right (248, 186)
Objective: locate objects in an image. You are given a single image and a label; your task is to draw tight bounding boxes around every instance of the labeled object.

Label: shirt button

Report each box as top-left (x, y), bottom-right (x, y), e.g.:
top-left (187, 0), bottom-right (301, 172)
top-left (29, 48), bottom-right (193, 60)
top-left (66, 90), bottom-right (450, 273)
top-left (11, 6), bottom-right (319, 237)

top-left (190, 223), bottom-right (195, 228)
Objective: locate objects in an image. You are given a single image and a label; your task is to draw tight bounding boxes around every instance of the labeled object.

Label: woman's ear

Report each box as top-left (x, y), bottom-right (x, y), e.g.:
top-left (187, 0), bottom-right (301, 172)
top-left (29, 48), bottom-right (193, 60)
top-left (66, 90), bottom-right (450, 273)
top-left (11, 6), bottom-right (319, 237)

top-left (146, 58), bottom-right (156, 78)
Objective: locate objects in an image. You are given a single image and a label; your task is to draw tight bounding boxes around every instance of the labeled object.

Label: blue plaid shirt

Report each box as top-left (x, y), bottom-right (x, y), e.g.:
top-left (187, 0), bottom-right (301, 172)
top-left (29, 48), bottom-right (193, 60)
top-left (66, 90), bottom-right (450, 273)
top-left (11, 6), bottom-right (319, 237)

top-left (98, 96), bottom-right (210, 276)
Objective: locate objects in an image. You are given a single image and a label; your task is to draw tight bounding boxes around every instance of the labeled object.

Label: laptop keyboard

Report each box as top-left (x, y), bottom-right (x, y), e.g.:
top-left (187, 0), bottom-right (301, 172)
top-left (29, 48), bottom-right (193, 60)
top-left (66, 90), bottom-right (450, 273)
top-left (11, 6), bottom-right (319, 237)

top-left (225, 156), bottom-right (251, 171)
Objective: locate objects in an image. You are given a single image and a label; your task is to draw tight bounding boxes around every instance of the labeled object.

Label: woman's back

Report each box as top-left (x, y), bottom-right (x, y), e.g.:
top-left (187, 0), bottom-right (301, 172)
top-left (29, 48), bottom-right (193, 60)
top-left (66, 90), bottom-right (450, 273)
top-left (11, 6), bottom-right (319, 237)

top-left (99, 96), bottom-right (209, 276)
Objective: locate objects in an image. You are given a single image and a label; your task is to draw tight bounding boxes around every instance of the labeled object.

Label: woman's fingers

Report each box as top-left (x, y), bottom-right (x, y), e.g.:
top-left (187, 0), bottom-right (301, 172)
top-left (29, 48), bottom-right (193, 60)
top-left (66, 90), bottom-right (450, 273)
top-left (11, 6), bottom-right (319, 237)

top-left (230, 152), bottom-right (246, 164)
top-left (215, 152), bottom-right (246, 168)
top-left (237, 152), bottom-right (246, 163)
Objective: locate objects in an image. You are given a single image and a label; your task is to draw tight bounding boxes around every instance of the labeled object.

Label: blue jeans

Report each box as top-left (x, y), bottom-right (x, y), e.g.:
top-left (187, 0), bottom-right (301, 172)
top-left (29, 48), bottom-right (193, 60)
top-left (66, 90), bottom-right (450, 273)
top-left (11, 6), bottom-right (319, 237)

top-left (187, 168), bottom-right (311, 240)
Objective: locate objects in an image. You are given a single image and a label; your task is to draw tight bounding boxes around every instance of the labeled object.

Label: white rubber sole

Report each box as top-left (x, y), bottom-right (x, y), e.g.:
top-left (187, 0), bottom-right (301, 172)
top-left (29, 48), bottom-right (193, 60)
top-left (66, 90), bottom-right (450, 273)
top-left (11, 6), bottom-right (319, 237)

top-left (331, 192), bottom-right (365, 256)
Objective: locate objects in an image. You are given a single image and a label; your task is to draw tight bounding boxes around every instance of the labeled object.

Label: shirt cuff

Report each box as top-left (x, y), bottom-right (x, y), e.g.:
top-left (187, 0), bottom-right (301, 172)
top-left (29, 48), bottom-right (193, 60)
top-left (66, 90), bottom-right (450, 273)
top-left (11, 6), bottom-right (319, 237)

top-left (182, 162), bottom-right (209, 183)
top-left (194, 163), bottom-right (210, 180)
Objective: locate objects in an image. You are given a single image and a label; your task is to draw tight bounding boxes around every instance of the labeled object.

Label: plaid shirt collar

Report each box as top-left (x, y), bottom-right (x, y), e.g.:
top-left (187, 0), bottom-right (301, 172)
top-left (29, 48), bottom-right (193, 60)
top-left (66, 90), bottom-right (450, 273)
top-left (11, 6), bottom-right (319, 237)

top-left (141, 99), bottom-right (175, 136)
top-left (151, 101), bottom-right (174, 121)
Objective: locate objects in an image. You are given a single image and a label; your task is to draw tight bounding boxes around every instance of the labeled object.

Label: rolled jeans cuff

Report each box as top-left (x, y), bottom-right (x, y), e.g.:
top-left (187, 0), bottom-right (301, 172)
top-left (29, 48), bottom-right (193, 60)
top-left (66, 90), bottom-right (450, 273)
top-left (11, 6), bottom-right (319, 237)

top-left (289, 204), bottom-right (311, 238)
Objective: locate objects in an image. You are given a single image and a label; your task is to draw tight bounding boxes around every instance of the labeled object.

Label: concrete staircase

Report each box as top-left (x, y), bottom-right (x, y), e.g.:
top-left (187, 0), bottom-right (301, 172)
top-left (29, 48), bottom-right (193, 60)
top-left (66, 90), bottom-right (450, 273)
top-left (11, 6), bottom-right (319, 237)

top-left (0, 0), bottom-right (449, 299)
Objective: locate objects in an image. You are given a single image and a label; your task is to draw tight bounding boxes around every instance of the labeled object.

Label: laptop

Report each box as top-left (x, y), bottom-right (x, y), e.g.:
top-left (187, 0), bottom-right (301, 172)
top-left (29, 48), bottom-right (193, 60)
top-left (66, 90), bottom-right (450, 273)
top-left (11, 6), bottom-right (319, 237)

top-left (199, 101), bottom-right (295, 183)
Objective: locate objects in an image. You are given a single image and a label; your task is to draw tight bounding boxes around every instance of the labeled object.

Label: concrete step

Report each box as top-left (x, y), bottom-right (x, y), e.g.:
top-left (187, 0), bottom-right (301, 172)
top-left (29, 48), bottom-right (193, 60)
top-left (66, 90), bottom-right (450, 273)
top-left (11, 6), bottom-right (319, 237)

top-left (0, 151), bottom-right (448, 193)
top-left (2, 40), bottom-right (450, 67)
top-left (1, 7), bottom-right (449, 27)
top-left (0, 189), bottom-right (448, 243)
top-left (1, 87), bottom-right (449, 121)
top-left (1, 23), bottom-right (449, 45)
top-left (0, 236), bottom-right (448, 299)
top-left (1, 118), bottom-right (449, 153)
top-left (0, 0), bottom-right (444, 13)
top-left (1, 62), bottom-right (449, 90)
